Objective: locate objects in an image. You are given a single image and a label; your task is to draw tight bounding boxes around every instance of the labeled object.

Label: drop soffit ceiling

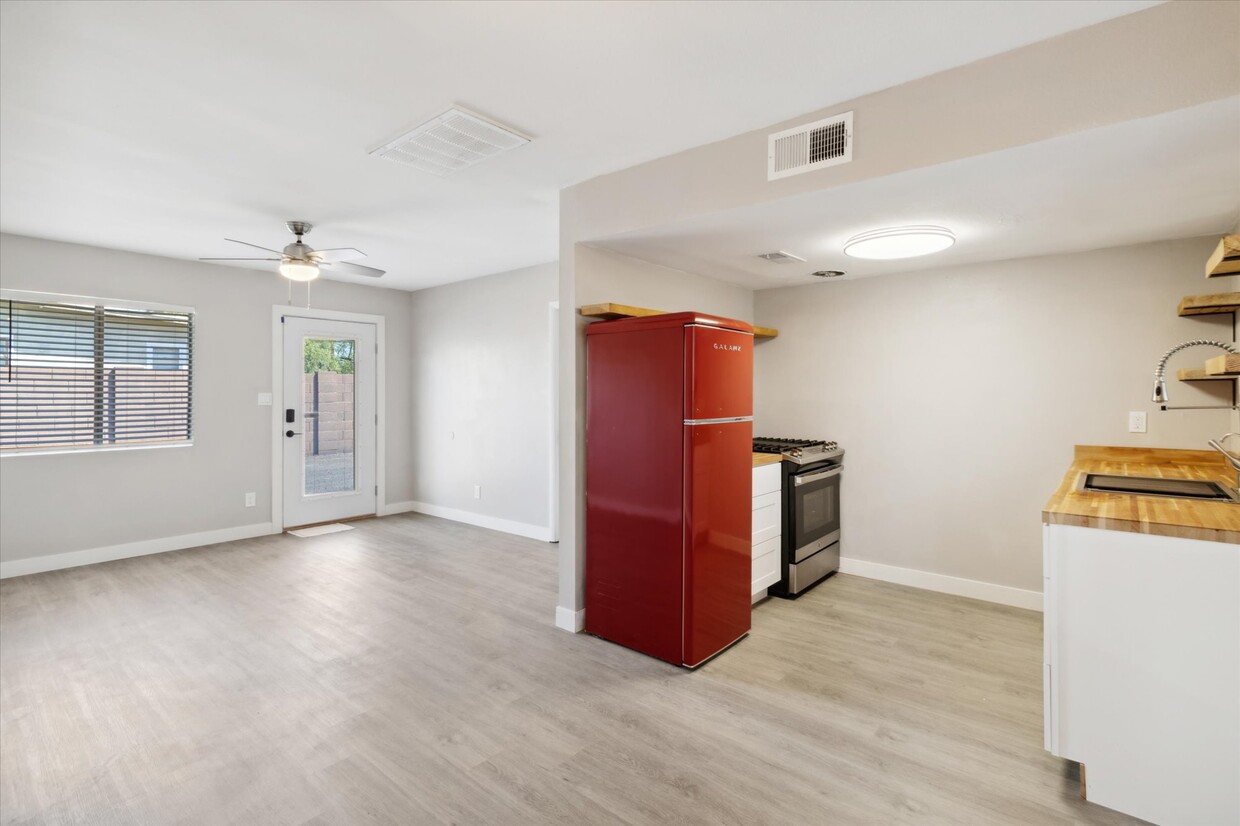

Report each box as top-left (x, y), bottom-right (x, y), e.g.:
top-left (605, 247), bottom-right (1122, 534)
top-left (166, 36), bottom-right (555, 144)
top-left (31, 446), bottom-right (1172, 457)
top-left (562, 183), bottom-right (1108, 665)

top-left (592, 98), bottom-right (1240, 289)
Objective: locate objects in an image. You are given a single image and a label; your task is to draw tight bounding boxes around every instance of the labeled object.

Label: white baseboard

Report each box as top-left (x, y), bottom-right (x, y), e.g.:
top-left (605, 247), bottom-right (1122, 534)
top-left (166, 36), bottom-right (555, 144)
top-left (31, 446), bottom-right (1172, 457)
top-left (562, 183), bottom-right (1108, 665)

top-left (839, 556), bottom-right (1043, 612)
top-left (0, 522), bottom-right (277, 580)
top-left (405, 501), bottom-right (555, 542)
top-left (556, 605), bottom-right (585, 633)
top-left (378, 500), bottom-right (417, 516)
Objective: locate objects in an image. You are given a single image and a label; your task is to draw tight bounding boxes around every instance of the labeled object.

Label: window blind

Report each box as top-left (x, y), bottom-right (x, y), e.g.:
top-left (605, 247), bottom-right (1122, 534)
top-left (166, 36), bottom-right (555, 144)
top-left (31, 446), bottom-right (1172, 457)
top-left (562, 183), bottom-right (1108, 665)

top-left (0, 297), bottom-right (193, 451)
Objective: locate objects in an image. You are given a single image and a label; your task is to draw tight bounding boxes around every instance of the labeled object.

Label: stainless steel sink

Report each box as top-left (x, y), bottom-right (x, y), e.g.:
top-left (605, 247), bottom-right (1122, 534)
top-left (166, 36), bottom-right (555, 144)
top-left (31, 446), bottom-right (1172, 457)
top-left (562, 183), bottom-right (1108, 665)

top-left (1078, 473), bottom-right (1240, 503)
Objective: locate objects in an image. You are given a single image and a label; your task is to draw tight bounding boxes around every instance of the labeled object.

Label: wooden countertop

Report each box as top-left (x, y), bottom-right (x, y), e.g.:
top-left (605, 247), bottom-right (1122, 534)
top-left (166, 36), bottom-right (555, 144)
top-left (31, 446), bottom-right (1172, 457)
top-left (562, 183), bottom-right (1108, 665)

top-left (1043, 446), bottom-right (1240, 544)
top-left (753, 453), bottom-right (782, 468)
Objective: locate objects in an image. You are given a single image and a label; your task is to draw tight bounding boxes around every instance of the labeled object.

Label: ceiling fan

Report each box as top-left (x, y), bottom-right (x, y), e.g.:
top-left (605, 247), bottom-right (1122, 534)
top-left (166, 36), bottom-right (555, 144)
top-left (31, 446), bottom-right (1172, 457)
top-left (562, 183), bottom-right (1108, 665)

top-left (200, 221), bottom-right (385, 281)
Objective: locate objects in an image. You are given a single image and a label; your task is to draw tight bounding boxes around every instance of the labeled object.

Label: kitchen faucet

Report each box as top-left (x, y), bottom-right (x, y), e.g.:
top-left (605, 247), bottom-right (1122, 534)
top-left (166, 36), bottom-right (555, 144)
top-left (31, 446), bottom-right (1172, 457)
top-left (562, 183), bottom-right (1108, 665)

top-left (1208, 433), bottom-right (1240, 490)
top-left (1151, 340), bottom-right (1239, 410)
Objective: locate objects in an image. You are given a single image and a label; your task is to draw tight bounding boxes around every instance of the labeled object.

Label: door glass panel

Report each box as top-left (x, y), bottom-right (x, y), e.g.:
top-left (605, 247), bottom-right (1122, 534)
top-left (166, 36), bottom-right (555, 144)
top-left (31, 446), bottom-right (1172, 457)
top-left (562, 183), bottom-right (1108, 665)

top-left (302, 337), bottom-right (356, 495)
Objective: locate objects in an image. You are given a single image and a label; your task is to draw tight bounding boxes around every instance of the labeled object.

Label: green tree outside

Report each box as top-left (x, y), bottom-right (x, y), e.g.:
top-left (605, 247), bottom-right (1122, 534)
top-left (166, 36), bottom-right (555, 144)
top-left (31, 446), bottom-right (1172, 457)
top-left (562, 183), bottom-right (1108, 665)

top-left (304, 338), bottom-right (355, 374)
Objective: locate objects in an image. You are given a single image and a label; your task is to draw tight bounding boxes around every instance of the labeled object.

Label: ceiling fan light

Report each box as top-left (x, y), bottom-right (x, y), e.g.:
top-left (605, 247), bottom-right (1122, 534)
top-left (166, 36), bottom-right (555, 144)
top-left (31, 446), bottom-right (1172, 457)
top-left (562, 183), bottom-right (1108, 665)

top-left (279, 259), bottom-right (320, 281)
top-left (843, 225), bottom-right (955, 260)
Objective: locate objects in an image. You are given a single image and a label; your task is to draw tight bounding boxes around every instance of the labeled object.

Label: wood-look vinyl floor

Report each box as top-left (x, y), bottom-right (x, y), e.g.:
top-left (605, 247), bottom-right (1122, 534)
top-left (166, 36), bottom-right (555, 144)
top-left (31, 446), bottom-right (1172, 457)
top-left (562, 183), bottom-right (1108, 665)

top-left (0, 514), bottom-right (1142, 825)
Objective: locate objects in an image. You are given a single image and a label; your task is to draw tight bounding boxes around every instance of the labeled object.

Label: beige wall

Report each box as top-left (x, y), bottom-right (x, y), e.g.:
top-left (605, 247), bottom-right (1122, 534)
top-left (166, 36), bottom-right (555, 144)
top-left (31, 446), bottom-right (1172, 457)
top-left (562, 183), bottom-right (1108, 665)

top-left (0, 233), bottom-right (414, 565)
top-left (408, 261), bottom-right (557, 536)
top-left (754, 236), bottom-right (1236, 593)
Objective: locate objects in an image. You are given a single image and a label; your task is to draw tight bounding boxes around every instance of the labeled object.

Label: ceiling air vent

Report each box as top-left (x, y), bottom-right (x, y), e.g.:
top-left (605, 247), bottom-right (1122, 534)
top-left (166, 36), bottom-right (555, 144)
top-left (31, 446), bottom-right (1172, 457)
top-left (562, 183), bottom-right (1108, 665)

top-left (757, 250), bottom-right (806, 263)
top-left (369, 106), bottom-right (531, 176)
top-left (768, 111), bottom-right (853, 181)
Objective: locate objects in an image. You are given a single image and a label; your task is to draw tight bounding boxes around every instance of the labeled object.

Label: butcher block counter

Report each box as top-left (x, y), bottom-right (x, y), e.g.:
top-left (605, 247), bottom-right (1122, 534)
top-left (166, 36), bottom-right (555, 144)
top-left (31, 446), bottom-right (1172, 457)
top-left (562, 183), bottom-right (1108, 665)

top-left (1042, 445), bottom-right (1240, 823)
top-left (752, 452), bottom-right (782, 468)
top-left (1043, 445), bottom-right (1240, 545)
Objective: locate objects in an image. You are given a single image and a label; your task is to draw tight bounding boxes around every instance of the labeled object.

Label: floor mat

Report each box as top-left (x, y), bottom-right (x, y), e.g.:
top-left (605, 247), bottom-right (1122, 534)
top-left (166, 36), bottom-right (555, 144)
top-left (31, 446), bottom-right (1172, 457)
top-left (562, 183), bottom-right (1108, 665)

top-left (287, 523), bottom-right (355, 538)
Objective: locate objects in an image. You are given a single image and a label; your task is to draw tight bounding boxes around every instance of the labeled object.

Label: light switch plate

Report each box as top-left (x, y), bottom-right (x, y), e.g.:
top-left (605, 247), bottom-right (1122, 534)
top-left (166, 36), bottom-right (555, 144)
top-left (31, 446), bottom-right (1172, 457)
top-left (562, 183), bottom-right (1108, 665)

top-left (244, 492), bottom-right (256, 507)
top-left (257, 393), bottom-right (273, 406)
top-left (1128, 411), bottom-right (1147, 433)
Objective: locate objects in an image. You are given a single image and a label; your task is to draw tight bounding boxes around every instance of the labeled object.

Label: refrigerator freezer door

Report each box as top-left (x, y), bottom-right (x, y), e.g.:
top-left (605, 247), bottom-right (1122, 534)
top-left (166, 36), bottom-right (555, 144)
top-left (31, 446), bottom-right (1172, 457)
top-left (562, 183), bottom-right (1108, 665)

top-left (684, 326), bottom-right (753, 421)
top-left (585, 324), bottom-right (686, 664)
top-left (682, 420), bottom-right (753, 666)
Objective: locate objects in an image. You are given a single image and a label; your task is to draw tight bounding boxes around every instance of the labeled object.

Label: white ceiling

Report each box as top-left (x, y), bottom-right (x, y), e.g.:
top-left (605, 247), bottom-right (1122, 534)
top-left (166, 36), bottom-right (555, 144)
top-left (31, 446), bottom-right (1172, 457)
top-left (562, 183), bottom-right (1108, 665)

top-left (0, 0), bottom-right (1161, 291)
top-left (594, 98), bottom-right (1240, 289)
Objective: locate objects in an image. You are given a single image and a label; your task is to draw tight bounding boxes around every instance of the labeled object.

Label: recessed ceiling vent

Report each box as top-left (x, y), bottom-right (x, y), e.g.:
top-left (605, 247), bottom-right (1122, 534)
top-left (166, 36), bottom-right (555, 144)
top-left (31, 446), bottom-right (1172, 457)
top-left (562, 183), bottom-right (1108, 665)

top-left (757, 250), bottom-right (806, 263)
top-left (369, 106), bottom-right (531, 176)
top-left (753, 249), bottom-right (803, 261)
top-left (768, 111), bottom-right (853, 181)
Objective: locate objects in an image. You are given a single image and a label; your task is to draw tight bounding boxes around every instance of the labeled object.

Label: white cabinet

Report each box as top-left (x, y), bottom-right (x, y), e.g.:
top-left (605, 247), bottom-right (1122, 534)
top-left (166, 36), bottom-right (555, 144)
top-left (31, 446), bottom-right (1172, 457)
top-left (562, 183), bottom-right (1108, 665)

top-left (1043, 523), bottom-right (1239, 825)
top-left (752, 464), bottom-right (782, 600)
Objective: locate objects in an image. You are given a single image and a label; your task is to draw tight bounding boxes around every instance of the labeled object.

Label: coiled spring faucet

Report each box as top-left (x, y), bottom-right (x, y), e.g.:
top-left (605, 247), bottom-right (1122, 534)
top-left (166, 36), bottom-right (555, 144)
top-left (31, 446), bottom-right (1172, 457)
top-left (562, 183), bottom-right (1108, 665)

top-left (1151, 340), bottom-right (1239, 409)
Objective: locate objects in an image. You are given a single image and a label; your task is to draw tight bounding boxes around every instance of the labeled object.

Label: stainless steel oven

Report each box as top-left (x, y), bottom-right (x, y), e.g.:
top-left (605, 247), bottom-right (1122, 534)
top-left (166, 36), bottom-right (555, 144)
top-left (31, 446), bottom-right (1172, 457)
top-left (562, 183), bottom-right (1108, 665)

top-left (791, 463), bottom-right (842, 562)
top-left (753, 437), bottom-right (844, 599)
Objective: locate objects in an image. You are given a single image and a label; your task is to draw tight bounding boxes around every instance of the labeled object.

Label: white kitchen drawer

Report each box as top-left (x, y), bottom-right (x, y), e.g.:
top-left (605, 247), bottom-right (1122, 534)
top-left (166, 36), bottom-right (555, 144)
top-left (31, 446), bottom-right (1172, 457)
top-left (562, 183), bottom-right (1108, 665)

top-left (751, 490), bottom-right (780, 511)
top-left (752, 502), bottom-right (780, 545)
top-left (752, 544), bottom-right (781, 593)
top-left (752, 463), bottom-right (781, 497)
top-left (752, 534), bottom-right (779, 559)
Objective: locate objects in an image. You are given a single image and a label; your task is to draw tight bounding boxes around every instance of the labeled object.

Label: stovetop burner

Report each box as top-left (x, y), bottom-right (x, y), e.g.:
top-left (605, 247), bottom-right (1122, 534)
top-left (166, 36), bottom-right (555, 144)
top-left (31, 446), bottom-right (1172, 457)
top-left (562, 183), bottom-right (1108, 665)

top-left (753, 436), bottom-right (843, 464)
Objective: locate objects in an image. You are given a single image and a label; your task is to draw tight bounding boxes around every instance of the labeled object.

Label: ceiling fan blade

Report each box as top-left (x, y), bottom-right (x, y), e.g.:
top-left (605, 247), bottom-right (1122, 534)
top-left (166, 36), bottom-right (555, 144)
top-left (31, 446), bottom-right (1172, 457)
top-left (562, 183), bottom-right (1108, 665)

top-left (309, 247), bottom-right (366, 263)
top-left (325, 260), bottom-right (385, 278)
top-left (199, 257), bottom-right (280, 261)
top-left (224, 238), bottom-right (286, 256)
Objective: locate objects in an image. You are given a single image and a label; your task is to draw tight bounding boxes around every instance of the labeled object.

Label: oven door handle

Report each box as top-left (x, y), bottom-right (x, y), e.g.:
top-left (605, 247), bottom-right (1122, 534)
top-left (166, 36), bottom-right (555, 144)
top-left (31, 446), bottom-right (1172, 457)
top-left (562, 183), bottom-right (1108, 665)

top-left (794, 466), bottom-right (843, 486)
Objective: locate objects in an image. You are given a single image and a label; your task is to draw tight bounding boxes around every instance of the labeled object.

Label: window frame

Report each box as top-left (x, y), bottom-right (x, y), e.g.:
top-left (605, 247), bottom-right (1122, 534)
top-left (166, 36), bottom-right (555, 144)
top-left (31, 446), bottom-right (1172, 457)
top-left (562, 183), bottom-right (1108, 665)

top-left (0, 289), bottom-right (196, 458)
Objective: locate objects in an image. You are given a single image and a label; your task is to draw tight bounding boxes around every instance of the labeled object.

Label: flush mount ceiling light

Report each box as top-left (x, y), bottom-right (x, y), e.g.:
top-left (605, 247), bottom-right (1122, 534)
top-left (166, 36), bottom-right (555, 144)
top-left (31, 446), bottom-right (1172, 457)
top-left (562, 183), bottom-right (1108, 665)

top-left (279, 259), bottom-right (320, 281)
top-left (843, 225), bottom-right (955, 260)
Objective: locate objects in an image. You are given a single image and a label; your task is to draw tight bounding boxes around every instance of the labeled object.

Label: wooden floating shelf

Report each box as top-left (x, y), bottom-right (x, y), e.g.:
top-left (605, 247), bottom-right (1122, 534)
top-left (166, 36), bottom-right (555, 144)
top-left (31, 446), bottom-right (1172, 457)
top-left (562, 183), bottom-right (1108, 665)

top-left (1205, 234), bottom-right (1240, 279)
top-left (579, 302), bottom-right (779, 339)
top-left (1204, 353), bottom-right (1240, 377)
top-left (1176, 368), bottom-right (1237, 382)
top-left (1177, 292), bottom-right (1240, 317)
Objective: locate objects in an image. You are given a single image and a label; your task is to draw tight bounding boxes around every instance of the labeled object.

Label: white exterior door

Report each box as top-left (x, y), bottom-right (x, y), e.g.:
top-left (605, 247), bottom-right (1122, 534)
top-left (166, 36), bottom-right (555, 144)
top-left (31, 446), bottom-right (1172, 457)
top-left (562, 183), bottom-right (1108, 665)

top-left (282, 316), bottom-right (377, 528)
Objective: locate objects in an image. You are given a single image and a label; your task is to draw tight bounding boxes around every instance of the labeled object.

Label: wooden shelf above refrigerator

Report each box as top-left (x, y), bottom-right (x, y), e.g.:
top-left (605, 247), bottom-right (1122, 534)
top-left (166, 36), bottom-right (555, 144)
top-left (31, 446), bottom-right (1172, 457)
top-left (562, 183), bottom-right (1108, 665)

top-left (1177, 292), bottom-right (1240, 316)
top-left (579, 302), bottom-right (779, 339)
top-left (1205, 234), bottom-right (1240, 278)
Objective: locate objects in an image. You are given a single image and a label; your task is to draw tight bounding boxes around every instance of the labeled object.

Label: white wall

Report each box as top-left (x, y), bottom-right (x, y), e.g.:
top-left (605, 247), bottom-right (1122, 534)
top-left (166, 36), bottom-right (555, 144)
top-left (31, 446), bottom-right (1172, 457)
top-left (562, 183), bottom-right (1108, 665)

top-left (408, 261), bottom-right (557, 539)
top-left (0, 233), bottom-right (414, 570)
top-left (555, 243), bottom-right (754, 626)
top-left (754, 236), bottom-right (1236, 594)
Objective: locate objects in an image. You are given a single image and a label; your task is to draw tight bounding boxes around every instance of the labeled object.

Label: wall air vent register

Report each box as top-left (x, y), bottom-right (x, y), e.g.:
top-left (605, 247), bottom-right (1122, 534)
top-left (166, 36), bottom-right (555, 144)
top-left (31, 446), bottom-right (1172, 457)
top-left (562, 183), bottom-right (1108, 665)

top-left (768, 111), bottom-right (853, 181)
top-left (369, 106), bottom-right (530, 177)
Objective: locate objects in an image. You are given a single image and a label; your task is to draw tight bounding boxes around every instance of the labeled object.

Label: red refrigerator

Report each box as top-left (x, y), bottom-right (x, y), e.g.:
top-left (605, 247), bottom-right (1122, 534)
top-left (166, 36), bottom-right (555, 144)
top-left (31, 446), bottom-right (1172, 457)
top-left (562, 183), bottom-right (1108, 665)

top-left (585, 312), bottom-right (753, 667)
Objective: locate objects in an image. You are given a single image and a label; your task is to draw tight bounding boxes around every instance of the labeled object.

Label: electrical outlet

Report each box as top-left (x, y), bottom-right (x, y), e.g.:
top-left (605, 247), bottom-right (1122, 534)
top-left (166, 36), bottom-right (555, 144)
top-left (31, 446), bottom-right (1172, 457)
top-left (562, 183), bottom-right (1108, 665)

top-left (1128, 411), bottom-right (1147, 433)
top-left (473, 485), bottom-right (481, 500)
top-left (245, 492), bottom-right (256, 508)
